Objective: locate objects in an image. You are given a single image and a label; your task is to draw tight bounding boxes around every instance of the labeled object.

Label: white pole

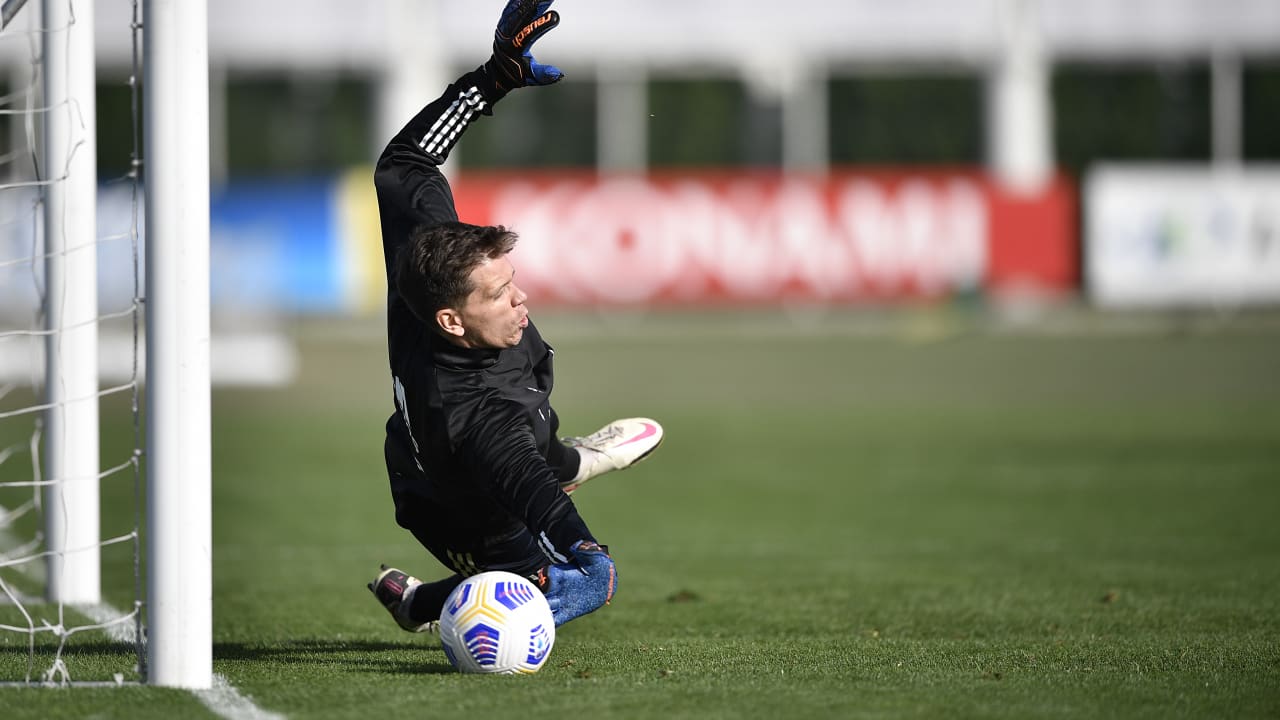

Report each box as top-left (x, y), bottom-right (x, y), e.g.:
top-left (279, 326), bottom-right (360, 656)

top-left (1211, 50), bottom-right (1242, 167)
top-left (782, 61), bottom-right (829, 175)
top-left (377, 0), bottom-right (445, 162)
top-left (42, 0), bottom-right (99, 606)
top-left (989, 0), bottom-right (1052, 193)
top-left (597, 63), bottom-right (648, 173)
top-left (144, 0), bottom-right (212, 689)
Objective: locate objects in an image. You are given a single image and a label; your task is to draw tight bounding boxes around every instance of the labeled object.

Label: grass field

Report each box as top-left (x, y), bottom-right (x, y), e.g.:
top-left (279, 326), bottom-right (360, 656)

top-left (3, 308), bottom-right (1280, 718)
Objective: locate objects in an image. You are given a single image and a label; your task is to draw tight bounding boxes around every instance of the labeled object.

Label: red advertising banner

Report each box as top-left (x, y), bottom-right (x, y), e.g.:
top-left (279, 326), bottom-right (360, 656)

top-left (450, 170), bottom-right (1076, 306)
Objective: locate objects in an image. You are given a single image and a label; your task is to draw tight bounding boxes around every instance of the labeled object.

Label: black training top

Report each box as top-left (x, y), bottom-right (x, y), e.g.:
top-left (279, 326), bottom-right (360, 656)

top-left (373, 66), bottom-right (594, 556)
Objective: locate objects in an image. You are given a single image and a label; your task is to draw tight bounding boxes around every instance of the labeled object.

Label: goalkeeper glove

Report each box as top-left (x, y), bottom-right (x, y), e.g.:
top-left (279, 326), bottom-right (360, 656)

top-left (540, 541), bottom-right (616, 626)
top-left (484, 0), bottom-right (564, 91)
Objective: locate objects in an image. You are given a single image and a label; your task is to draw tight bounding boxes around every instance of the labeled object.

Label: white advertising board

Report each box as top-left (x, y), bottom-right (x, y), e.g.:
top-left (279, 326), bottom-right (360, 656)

top-left (1085, 165), bottom-right (1280, 308)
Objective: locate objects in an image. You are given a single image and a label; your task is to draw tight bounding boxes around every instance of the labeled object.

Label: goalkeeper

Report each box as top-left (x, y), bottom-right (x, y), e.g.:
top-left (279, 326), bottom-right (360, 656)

top-left (367, 0), bottom-right (662, 631)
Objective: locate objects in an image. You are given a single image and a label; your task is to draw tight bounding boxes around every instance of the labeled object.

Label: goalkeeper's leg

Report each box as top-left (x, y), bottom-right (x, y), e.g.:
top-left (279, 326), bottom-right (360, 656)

top-left (371, 503), bottom-right (553, 632)
top-left (369, 566), bottom-right (460, 634)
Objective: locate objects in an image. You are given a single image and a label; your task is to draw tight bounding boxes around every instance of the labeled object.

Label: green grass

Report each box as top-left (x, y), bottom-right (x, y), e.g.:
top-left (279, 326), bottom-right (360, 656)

top-left (3, 310), bottom-right (1280, 718)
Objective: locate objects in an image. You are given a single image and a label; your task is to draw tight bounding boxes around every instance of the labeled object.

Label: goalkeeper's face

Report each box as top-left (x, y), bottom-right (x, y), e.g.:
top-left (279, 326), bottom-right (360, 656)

top-left (453, 254), bottom-right (529, 349)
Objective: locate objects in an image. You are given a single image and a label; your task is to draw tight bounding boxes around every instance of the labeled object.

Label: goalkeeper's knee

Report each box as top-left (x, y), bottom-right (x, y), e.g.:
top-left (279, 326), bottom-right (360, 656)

top-left (540, 541), bottom-right (616, 626)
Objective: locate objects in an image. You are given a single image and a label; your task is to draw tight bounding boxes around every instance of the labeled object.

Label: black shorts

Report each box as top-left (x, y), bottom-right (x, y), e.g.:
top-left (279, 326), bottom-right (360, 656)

top-left (392, 491), bottom-right (559, 579)
top-left (384, 434), bottom-right (579, 580)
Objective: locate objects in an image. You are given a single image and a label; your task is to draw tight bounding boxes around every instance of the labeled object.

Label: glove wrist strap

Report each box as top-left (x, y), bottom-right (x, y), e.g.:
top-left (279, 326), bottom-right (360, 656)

top-left (476, 62), bottom-right (513, 105)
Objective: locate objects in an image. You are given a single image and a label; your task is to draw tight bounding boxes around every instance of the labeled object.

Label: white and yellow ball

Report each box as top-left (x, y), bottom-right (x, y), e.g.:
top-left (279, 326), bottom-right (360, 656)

top-left (438, 571), bottom-right (555, 674)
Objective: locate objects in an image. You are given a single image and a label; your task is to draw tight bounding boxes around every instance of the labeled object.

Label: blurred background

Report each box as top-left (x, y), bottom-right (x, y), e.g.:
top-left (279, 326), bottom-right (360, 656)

top-left (1, 0), bottom-right (1279, 384)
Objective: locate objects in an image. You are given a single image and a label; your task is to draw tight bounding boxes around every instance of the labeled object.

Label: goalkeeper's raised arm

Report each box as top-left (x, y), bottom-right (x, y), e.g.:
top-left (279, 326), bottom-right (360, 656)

top-left (379, 0), bottom-right (562, 169)
top-left (373, 0), bottom-right (564, 275)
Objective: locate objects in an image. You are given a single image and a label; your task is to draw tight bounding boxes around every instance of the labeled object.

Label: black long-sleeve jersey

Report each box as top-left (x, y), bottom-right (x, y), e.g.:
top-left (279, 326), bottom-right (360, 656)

top-left (373, 66), bottom-right (594, 557)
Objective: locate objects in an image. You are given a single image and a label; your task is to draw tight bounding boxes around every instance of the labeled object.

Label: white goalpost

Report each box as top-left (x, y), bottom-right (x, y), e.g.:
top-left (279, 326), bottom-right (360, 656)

top-left (41, 0), bottom-right (100, 610)
top-left (142, 0), bottom-right (212, 690)
top-left (0, 0), bottom-right (211, 689)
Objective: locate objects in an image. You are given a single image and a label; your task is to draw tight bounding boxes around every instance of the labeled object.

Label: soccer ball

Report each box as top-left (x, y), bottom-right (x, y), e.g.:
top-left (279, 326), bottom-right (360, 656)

top-left (438, 571), bottom-right (555, 674)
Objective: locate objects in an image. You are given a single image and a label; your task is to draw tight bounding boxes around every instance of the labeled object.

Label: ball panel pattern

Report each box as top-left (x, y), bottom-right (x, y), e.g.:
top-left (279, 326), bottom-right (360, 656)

top-left (462, 622), bottom-right (503, 668)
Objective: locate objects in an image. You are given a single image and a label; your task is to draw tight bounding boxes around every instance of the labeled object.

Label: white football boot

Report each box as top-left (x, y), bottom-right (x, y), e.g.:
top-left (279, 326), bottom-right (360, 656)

top-left (560, 418), bottom-right (664, 495)
top-left (368, 565), bottom-right (438, 633)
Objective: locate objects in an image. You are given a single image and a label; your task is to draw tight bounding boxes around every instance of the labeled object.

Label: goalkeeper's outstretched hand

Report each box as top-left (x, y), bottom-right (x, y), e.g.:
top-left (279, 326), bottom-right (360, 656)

top-left (485, 0), bottom-right (564, 91)
top-left (541, 541), bottom-right (616, 626)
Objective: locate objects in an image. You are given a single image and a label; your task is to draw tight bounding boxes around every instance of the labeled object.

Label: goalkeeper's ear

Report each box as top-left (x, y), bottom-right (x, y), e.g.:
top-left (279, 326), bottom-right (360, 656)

top-left (435, 307), bottom-right (465, 339)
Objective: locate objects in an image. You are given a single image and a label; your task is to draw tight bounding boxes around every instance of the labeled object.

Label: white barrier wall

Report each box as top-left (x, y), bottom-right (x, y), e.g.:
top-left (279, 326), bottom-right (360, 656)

top-left (75, 0), bottom-right (1280, 70)
top-left (1085, 165), bottom-right (1280, 308)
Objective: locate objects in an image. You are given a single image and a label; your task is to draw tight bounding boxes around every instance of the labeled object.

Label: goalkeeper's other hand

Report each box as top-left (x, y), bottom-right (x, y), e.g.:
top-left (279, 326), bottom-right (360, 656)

top-left (540, 541), bottom-right (616, 626)
top-left (485, 0), bottom-right (564, 91)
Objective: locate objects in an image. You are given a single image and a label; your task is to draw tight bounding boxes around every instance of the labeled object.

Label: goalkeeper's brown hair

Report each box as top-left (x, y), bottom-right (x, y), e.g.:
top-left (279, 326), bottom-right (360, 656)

top-left (394, 222), bottom-right (519, 324)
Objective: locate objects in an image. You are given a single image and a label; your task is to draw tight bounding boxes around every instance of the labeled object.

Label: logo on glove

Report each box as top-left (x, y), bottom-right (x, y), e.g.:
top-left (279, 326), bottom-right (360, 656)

top-left (513, 12), bottom-right (554, 49)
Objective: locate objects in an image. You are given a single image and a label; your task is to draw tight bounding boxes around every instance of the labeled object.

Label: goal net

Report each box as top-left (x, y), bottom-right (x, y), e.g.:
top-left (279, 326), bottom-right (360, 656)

top-left (0, 0), bottom-right (145, 686)
top-left (0, 0), bottom-right (211, 689)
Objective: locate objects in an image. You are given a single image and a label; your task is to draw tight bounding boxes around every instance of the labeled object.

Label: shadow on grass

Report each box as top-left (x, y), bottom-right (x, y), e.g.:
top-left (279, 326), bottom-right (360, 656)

top-left (2, 637), bottom-right (455, 678)
top-left (0, 640), bottom-right (142, 683)
top-left (213, 639), bottom-right (455, 676)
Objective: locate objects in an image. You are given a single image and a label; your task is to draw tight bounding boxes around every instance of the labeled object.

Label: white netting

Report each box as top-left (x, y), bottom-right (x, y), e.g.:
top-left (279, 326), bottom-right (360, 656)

top-left (0, 0), bottom-right (144, 685)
